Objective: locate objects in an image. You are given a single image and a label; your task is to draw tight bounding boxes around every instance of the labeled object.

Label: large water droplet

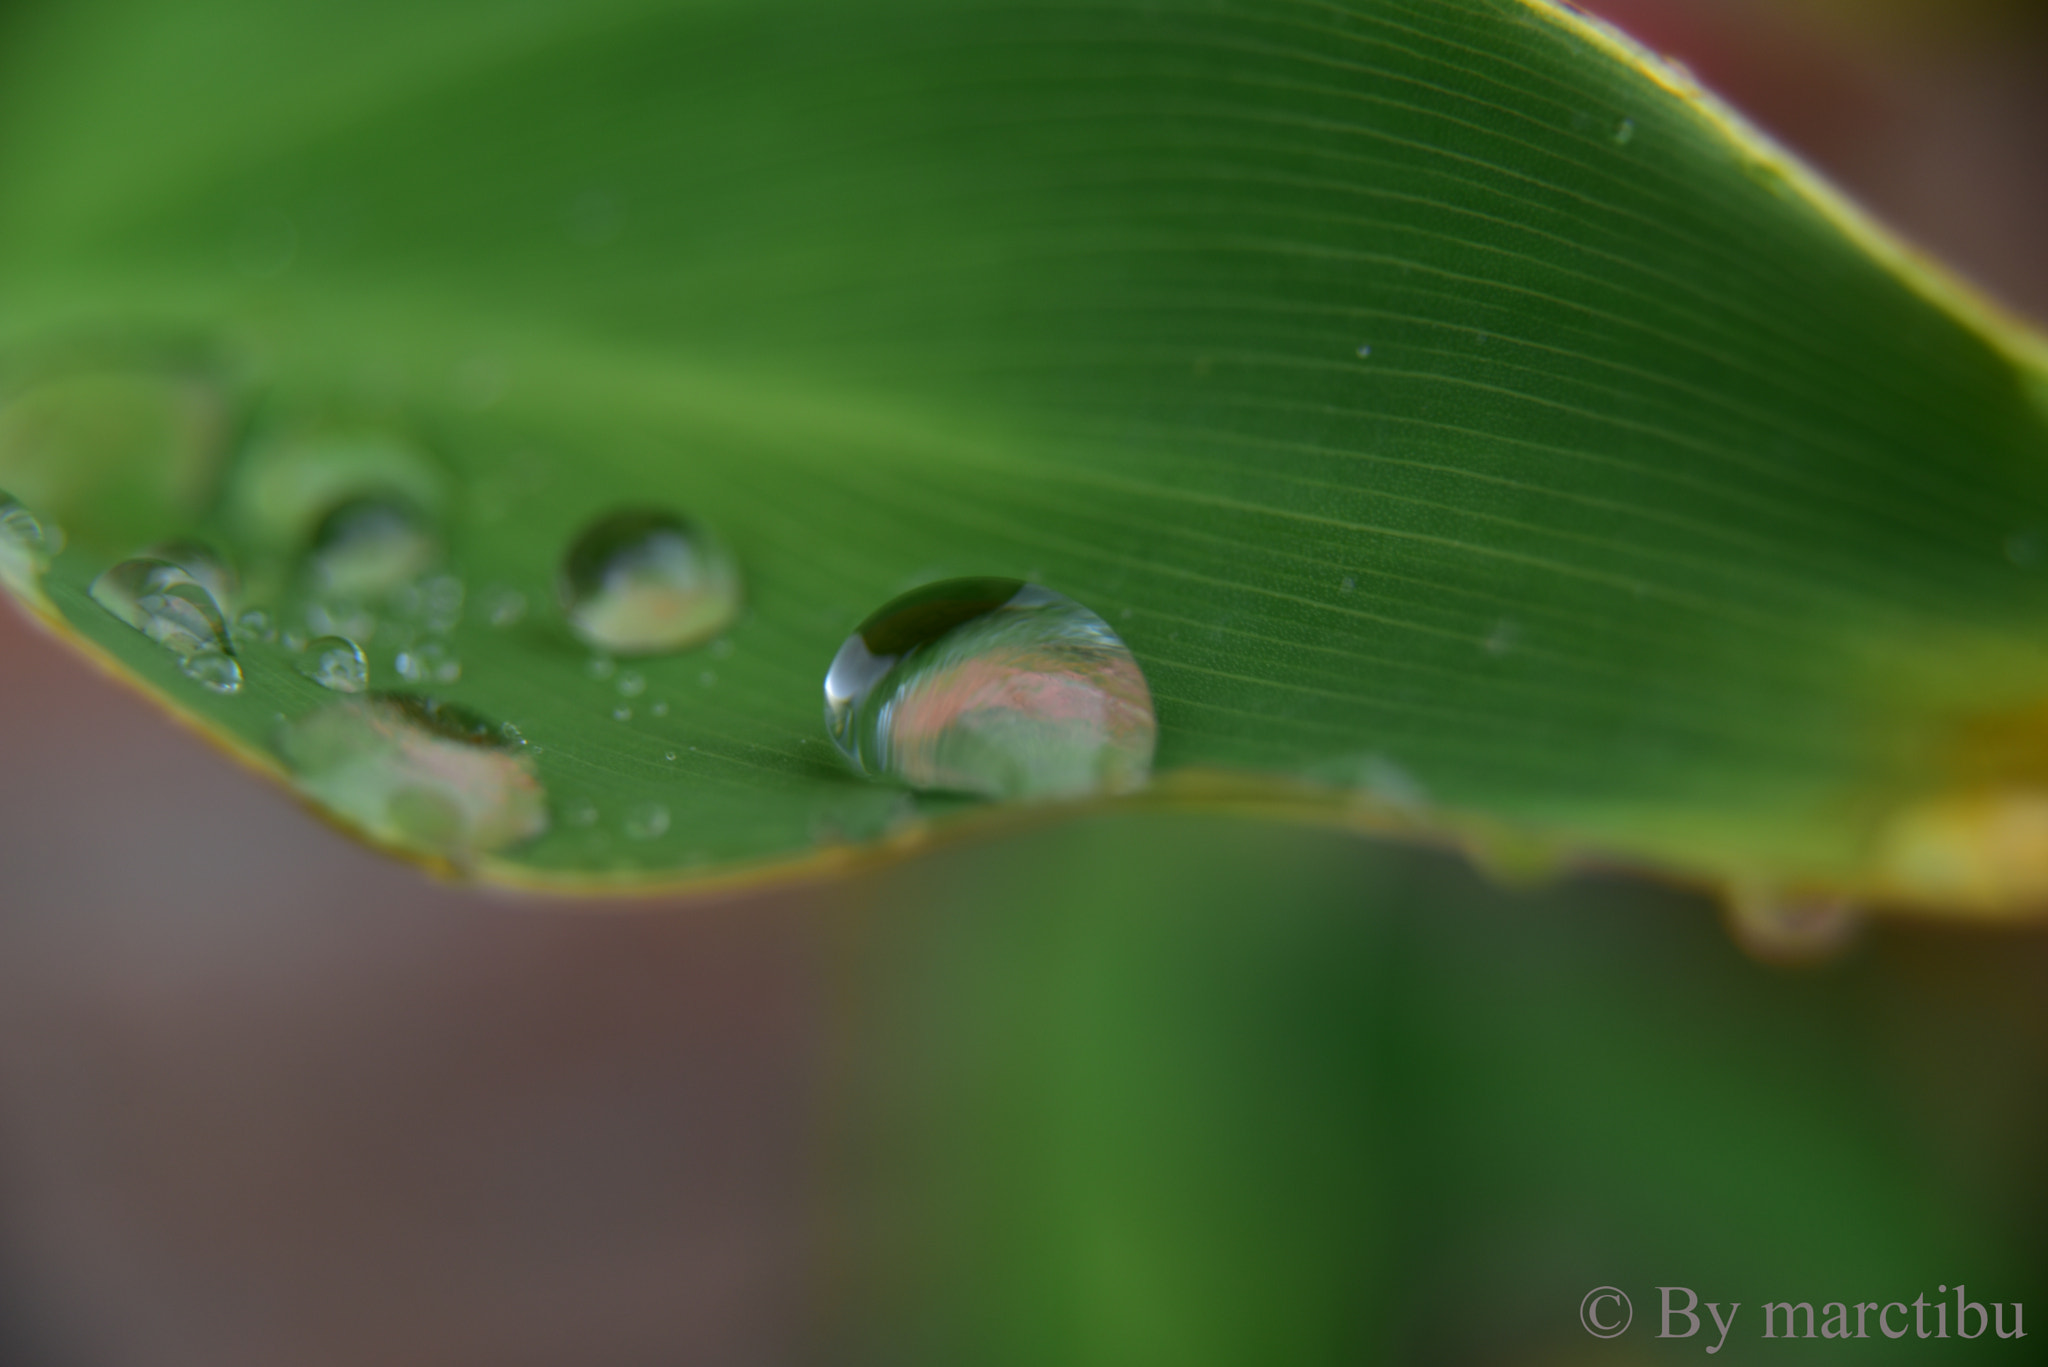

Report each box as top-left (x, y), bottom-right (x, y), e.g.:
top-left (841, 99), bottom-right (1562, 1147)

top-left (298, 635), bottom-right (368, 693)
top-left (823, 578), bottom-right (1156, 800)
top-left (141, 537), bottom-right (239, 611)
top-left (274, 693), bottom-right (547, 859)
top-left (559, 509), bottom-right (741, 654)
top-left (90, 558), bottom-right (233, 658)
top-left (306, 496), bottom-right (439, 599)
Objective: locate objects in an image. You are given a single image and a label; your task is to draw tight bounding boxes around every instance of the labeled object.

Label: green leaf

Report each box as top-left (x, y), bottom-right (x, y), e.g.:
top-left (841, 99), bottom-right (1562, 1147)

top-left (2, 0), bottom-right (2046, 903)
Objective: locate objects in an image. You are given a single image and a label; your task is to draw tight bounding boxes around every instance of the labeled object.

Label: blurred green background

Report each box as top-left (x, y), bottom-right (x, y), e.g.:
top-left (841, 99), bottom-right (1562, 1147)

top-left (2, 1), bottom-right (2046, 1363)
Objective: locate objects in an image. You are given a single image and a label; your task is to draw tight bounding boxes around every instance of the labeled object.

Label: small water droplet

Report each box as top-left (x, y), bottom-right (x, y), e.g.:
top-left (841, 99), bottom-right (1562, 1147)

top-left (1612, 116), bottom-right (1635, 146)
top-left (297, 635), bottom-right (368, 693)
top-left (235, 608), bottom-right (278, 645)
top-left (559, 508), bottom-right (741, 655)
top-left (0, 490), bottom-right (62, 595)
top-left (586, 655), bottom-right (617, 681)
top-left (282, 629), bottom-right (309, 653)
top-left (90, 558), bottom-right (234, 660)
top-left (1339, 575), bottom-right (1356, 593)
top-left (307, 496), bottom-right (439, 599)
top-left (650, 700), bottom-right (669, 718)
top-left (1355, 344), bottom-right (1372, 358)
top-left (499, 721), bottom-right (527, 746)
top-left (824, 578), bottom-right (1156, 800)
top-left (394, 639), bottom-right (458, 684)
top-left (564, 795), bottom-right (599, 827)
top-left (484, 586), bottom-right (528, 627)
top-left (624, 801), bottom-right (670, 841)
top-left (180, 651), bottom-right (244, 694)
top-left (1483, 618), bottom-right (1519, 655)
top-left (612, 704), bottom-right (633, 722)
top-left (617, 670), bottom-right (646, 697)
top-left (274, 693), bottom-right (548, 859)
top-left (663, 749), bottom-right (677, 762)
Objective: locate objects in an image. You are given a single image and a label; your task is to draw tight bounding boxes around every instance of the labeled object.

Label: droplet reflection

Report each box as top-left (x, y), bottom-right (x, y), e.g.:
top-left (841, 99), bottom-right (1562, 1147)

top-left (823, 578), bottom-right (1155, 800)
top-left (274, 694), bottom-right (547, 860)
top-left (559, 509), bottom-right (740, 655)
top-left (298, 635), bottom-right (369, 693)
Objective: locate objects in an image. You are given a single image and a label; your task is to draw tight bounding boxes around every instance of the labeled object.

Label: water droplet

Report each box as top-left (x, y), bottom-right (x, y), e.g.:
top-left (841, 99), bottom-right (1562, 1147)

top-left (484, 586), bottom-right (528, 627)
top-left (617, 670), bottom-right (646, 697)
top-left (612, 705), bottom-right (633, 722)
top-left (564, 795), bottom-right (599, 827)
top-left (1483, 618), bottom-right (1520, 655)
top-left (235, 608), bottom-right (278, 645)
top-left (394, 639), bottom-right (460, 685)
top-left (307, 496), bottom-right (439, 599)
top-left (0, 490), bottom-right (62, 595)
top-left (558, 509), bottom-right (741, 655)
top-left (0, 490), bottom-right (62, 555)
top-left (297, 635), bottom-right (368, 693)
top-left (1612, 116), bottom-right (1635, 146)
top-left (141, 538), bottom-right (237, 612)
top-left (180, 652), bottom-right (244, 694)
top-left (90, 558), bottom-right (233, 660)
top-left (585, 655), bottom-right (617, 681)
top-left (663, 749), bottom-right (677, 762)
top-left (228, 424), bottom-right (447, 564)
top-left (650, 700), bottom-right (669, 717)
top-left (274, 694), bottom-right (547, 859)
top-left (1355, 344), bottom-right (1372, 358)
top-left (282, 629), bottom-right (309, 653)
top-left (499, 720), bottom-right (527, 746)
top-left (1339, 575), bottom-right (1356, 593)
top-left (823, 578), bottom-right (1156, 800)
top-left (624, 801), bottom-right (669, 841)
